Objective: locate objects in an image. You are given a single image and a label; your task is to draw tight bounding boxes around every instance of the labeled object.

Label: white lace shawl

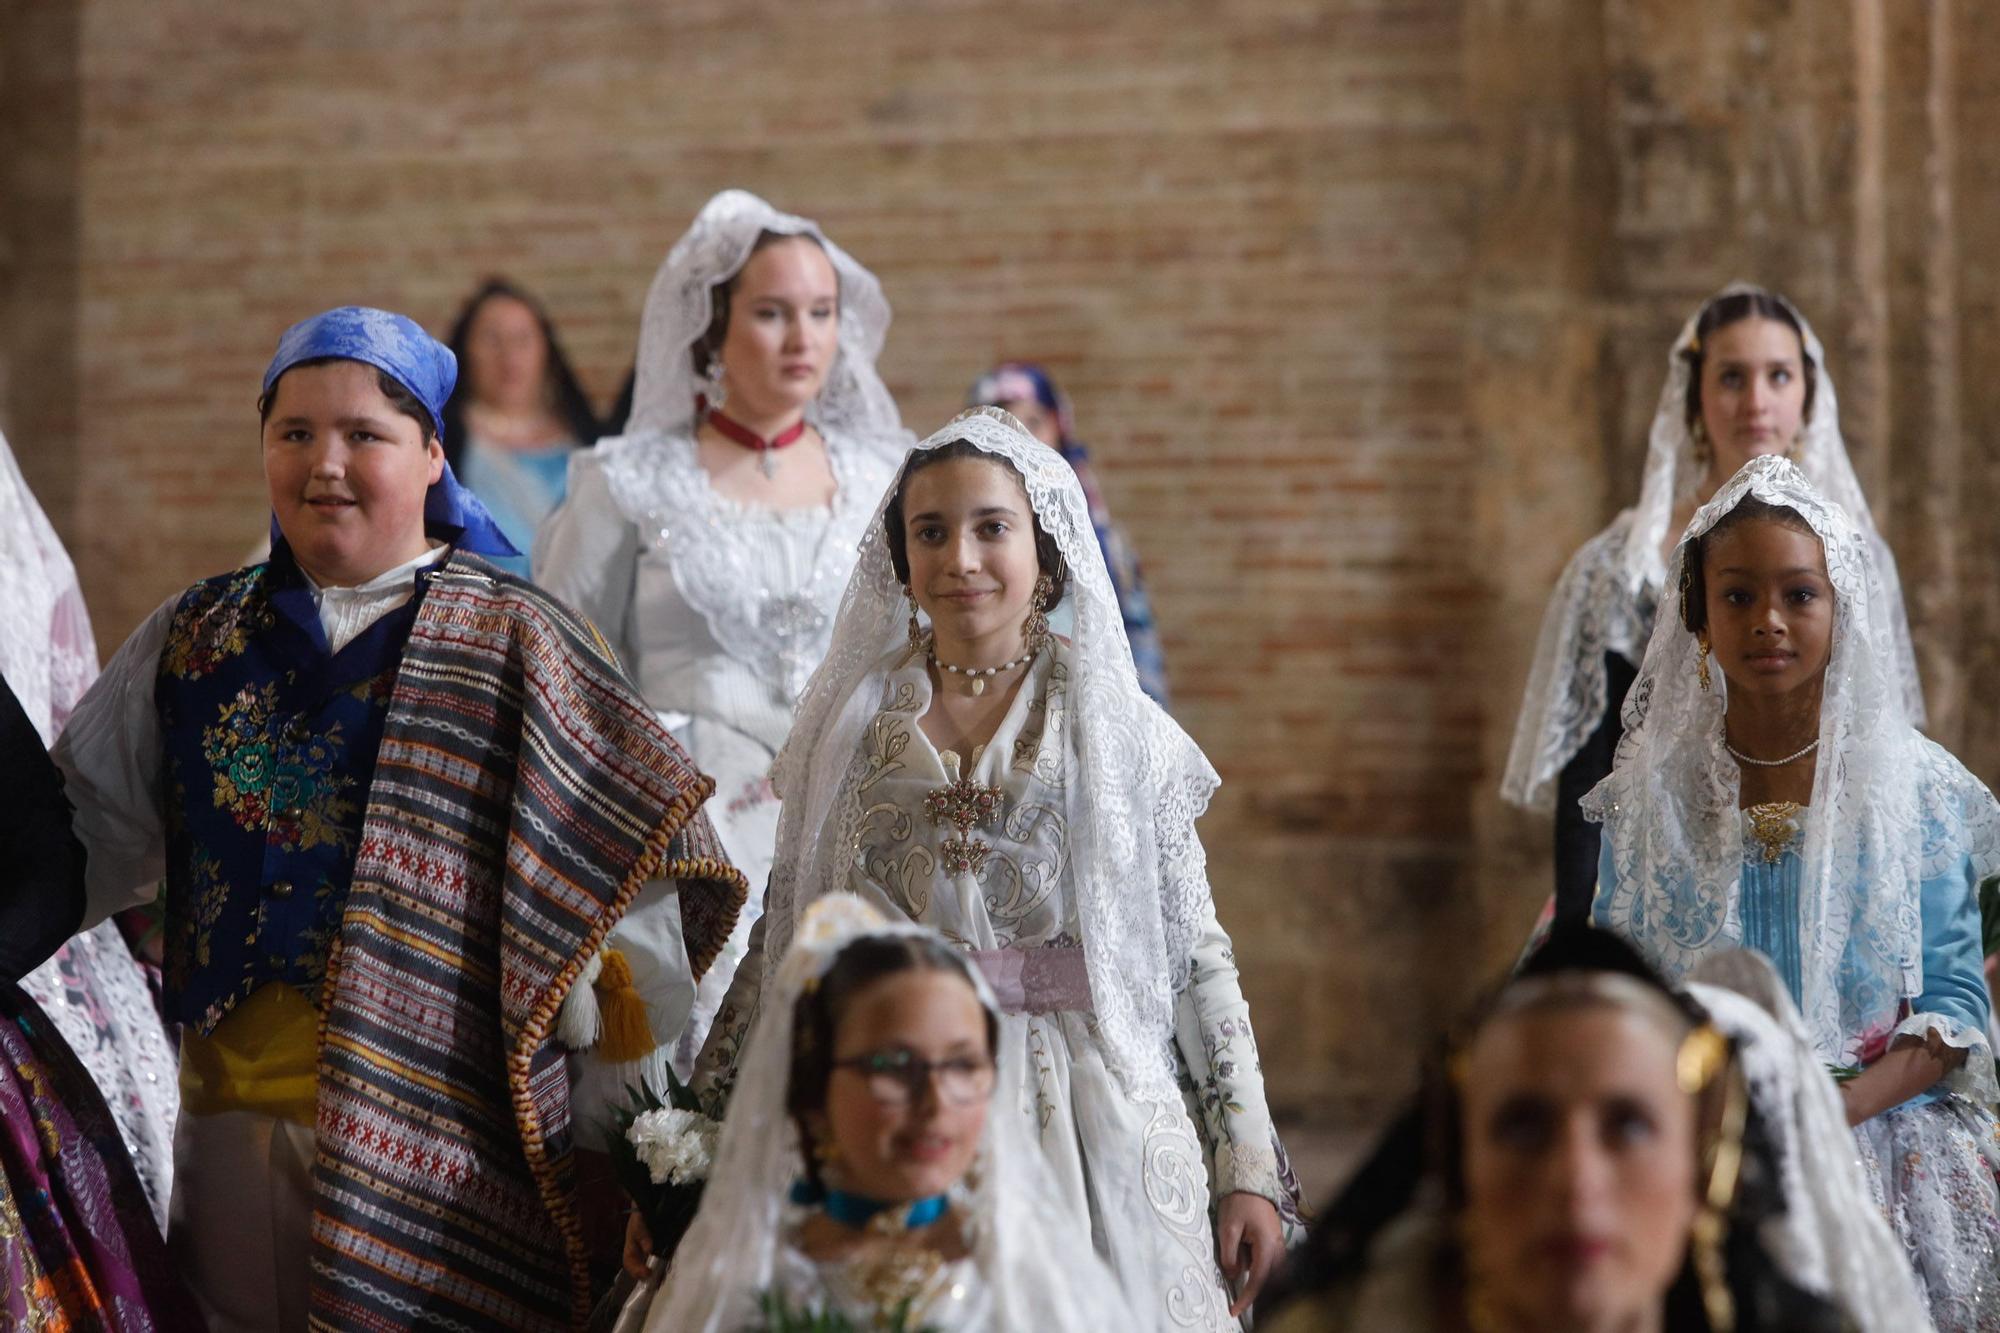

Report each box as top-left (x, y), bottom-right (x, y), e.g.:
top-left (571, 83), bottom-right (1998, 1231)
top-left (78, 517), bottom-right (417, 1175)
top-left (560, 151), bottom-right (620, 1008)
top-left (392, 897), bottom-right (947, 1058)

top-left (1686, 951), bottom-right (1935, 1333)
top-left (644, 896), bottom-right (1124, 1332)
top-left (1502, 284), bottom-right (1926, 811)
top-left (1585, 455), bottom-right (2000, 1100)
top-left (625, 188), bottom-right (904, 445)
top-left (762, 408), bottom-right (1220, 1101)
top-left (0, 431), bottom-right (98, 744)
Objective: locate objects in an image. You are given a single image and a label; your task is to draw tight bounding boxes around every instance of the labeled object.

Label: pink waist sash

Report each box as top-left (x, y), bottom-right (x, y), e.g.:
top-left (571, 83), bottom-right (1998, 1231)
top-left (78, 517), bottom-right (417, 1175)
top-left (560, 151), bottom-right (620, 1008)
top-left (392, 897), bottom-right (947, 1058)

top-left (966, 946), bottom-right (1094, 1015)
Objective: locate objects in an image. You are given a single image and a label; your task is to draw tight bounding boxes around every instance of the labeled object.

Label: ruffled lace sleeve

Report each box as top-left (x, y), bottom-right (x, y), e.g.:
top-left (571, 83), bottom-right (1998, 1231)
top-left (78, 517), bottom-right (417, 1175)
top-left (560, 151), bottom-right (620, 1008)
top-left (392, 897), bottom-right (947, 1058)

top-left (51, 593), bottom-right (178, 926)
top-left (1906, 739), bottom-right (2000, 1102)
top-left (532, 446), bottom-right (641, 674)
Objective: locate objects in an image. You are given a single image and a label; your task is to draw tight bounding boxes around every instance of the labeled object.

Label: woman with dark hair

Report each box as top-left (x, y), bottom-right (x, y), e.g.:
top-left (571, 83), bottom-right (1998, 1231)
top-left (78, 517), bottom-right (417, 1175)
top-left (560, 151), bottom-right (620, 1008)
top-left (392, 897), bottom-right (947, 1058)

top-left (439, 277), bottom-right (601, 575)
top-left (1260, 923), bottom-right (1923, 1332)
top-left (1590, 456), bottom-right (1998, 1328)
top-left (630, 895), bottom-right (1121, 1330)
top-left (1502, 285), bottom-right (1925, 925)
top-left (537, 190), bottom-right (911, 1086)
top-left (967, 361), bottom-right (1171, 705)
top-left (692, 408), bottom-right (1306, 1329)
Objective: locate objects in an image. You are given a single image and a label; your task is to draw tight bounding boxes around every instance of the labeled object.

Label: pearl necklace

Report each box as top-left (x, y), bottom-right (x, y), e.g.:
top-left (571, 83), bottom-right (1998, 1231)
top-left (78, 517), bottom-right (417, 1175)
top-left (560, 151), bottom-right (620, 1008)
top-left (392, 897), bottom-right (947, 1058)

top-left (929, 643), bottom-right (1037, 696)
top-left (1725, 737), bottom-right (1820, 768)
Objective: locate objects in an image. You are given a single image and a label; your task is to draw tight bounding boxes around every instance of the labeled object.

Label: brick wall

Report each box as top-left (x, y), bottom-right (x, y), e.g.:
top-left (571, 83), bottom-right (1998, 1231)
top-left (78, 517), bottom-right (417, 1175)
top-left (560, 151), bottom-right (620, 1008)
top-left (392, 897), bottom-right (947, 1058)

top-left (8, 1), bottom-right (1999, 1149)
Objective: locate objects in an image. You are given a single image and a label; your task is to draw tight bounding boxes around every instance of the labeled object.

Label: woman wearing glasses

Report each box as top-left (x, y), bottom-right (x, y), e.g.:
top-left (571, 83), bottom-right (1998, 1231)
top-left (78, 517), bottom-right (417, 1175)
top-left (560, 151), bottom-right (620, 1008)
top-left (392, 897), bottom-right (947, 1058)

top-left (640, 895), bottom-right (1121, 1330)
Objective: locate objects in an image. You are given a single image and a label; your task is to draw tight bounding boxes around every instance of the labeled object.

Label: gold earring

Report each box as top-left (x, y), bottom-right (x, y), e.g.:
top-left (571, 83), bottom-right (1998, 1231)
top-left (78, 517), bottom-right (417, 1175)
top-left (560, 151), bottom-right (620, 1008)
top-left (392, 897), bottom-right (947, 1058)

top-left (1697, 637), bottom-right (1712, 694)
top-left (905, 586), bottom-right (926, 655)
top-left (1691, 418), bottom-right (1712, 468)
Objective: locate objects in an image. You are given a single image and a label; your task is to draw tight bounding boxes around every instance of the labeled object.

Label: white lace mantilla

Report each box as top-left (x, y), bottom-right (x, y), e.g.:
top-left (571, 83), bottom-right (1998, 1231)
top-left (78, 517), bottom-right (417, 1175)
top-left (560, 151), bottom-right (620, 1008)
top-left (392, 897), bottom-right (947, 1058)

top-left (1589, 457), bottom-right (2000, 1089)
top-left (761, 409), bottom-right (1222, 1103)
top-left (1504, 284), bottom-right (1927, 812)
top-left (1501, 511), bottom-right (1654, 811)
top-left (596, 428), bottom-right (902, 706)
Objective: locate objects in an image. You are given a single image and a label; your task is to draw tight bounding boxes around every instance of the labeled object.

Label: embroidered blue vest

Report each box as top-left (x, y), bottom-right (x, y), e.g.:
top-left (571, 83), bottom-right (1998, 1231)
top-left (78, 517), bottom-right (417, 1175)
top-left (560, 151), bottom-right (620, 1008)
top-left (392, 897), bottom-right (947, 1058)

top-left (154, 548), bottom-right (428, 1033)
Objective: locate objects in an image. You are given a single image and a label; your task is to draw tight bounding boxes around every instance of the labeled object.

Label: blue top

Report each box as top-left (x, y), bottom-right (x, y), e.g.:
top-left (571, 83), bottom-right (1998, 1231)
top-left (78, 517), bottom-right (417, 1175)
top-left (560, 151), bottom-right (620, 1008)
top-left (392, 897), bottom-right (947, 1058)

top-left (455, 441), bottom-right (572, 578)
top-left (1597, 805), bottom-right (1991, 1110)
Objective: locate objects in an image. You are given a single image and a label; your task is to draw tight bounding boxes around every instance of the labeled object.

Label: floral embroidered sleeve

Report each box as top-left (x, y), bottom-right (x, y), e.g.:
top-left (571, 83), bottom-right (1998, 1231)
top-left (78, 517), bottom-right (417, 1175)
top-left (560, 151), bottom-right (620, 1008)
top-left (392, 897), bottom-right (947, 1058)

top-left (1173, 897), bottom-right (1287, 1212)
top-left (531, 453), bottom-right (642, 675)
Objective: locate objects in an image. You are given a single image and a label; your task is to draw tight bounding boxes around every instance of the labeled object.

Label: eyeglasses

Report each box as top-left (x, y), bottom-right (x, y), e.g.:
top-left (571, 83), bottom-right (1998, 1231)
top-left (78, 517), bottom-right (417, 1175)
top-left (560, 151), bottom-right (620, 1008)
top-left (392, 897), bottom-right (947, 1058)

top-left (829, 1049), bottom-right (995, 1107)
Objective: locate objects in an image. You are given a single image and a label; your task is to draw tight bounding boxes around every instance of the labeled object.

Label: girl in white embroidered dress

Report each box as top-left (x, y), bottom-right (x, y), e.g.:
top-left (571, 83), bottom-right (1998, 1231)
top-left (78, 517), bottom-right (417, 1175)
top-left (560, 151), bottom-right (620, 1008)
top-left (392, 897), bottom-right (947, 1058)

top-left (1588, 455), bottom-right (1999, 1330)
top-left (535, 191), bottom-right (909, 1083)
top-left (1502, 286), bottom-right (1925, 926)
top-left (693, 408), bottom-right (1304, 1331)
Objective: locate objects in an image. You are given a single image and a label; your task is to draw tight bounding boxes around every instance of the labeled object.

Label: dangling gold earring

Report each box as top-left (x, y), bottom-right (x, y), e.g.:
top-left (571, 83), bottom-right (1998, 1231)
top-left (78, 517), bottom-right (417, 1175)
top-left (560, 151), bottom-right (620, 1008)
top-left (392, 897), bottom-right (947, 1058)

top-left (1025, 574), bottom-right (1053, 651)
top-left (905, 586), bottom-right (926, 655)
top-left (1697, 636), bottom-right (1713, 694)
top-left (1691, 418), bottom-right (1712, 470)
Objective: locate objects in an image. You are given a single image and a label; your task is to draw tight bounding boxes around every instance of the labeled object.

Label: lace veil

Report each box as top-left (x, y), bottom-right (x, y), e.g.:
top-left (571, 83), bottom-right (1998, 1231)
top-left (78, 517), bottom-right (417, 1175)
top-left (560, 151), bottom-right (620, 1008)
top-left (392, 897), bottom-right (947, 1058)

top-left (1503, 284), bottom-right (1926, 811)
top-left (1685, 951), bottom-right (1933, 1332)
top-left (761, 407), bottom-right (1217, 1101)
top-left (645, 895), bottom-right (1124, 1331)
top-left (624, 189), bottom-right (903, 444)
top-left (1585, 454), bottom-right (1999, 1101)
top-left (0, 431), bottom-right (99, 745)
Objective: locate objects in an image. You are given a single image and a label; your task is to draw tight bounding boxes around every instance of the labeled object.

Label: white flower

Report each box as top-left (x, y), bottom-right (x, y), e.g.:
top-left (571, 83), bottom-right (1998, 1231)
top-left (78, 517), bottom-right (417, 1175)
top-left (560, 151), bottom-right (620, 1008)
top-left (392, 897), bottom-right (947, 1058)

top-left (628, 1108), bottom-right (719, 1186)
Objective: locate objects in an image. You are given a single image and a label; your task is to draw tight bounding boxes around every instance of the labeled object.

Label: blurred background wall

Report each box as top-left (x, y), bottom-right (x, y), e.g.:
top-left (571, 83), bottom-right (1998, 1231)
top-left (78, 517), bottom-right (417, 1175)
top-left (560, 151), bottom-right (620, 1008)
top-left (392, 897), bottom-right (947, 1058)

top-left (4, 0), bottom-right (1996, 1189)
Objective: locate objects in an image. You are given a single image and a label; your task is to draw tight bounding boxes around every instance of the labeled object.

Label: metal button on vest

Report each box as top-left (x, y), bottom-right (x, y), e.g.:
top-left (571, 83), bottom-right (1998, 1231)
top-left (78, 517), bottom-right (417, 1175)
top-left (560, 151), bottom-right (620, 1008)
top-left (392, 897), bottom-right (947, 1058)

top-left (271, 880), bottom-right (294, 899)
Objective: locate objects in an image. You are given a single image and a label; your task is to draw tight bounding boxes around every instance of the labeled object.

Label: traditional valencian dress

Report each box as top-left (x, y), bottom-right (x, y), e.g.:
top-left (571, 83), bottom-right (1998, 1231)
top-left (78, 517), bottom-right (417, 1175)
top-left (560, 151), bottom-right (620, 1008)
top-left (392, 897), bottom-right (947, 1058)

top-left (1590, 455), bottom-right (2000, 1331)
top-left (536, 190), bottom-right (909, 1082)
top-left (54, 307), bottom-right (745, 1332)
top-left (642, 896), bottom-right (1125, 1332)
top-left (1502, 285), bottom-right (1925, 922)
top-left (693, 408), bottom-right (1305, 1331)
top-left (0, 430), bottom-right (180, 1225)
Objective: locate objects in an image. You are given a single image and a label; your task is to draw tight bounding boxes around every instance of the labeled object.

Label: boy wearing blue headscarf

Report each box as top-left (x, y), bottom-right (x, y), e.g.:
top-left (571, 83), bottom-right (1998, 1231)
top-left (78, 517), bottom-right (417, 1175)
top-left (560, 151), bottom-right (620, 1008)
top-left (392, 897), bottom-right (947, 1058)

top-left (54, 308), bottom-right (745, 1331)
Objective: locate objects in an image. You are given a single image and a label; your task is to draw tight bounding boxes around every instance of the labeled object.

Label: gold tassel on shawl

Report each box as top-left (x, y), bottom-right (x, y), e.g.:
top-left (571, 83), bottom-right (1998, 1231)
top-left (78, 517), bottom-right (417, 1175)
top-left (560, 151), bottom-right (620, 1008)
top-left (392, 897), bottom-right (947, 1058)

top-left (593, 948), bottom-right (658, 1063)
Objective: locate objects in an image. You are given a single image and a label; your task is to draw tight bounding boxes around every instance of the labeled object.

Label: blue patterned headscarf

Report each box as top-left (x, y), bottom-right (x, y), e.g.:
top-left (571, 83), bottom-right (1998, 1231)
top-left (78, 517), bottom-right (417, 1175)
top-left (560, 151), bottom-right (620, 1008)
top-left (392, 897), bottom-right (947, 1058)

top-left (262, 306), bottom-right (518, 556)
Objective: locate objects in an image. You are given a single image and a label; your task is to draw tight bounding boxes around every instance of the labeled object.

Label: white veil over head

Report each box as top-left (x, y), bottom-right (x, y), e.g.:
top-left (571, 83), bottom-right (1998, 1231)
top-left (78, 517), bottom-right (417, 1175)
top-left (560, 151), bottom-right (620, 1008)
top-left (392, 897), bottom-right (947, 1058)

top-left (762, 406), bottom-right (1219, 1102)
top-left (1586, 455), bottom-right (1998, 1100)
top-left (624, 188), bottom-right (904, 444)
top-left (645, 894), bottom-right (1123, 1332)
top-left (1502, 284), bottom-right (1926, 811)
top-left (0, 431), bottom-right (99, 744)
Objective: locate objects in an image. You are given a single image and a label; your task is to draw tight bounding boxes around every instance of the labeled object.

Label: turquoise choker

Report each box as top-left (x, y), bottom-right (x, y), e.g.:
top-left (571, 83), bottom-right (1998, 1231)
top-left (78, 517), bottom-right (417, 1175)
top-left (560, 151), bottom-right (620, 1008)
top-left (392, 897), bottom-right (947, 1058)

top-left (791, 1180), bottom-right (950, 1232)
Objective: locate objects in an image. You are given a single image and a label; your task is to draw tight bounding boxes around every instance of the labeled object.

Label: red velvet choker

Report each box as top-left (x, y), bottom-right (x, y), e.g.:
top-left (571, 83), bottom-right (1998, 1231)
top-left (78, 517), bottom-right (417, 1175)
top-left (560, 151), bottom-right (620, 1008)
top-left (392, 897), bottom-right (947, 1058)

top-left (701, 398), bottom-right (808, 477)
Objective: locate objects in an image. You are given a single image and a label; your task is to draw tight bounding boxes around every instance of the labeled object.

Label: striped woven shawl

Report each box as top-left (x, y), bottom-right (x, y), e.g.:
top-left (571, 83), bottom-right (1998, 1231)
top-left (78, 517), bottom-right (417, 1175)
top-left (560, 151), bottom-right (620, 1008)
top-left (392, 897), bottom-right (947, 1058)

top-left (308, 553), bottom-right (746, 1331)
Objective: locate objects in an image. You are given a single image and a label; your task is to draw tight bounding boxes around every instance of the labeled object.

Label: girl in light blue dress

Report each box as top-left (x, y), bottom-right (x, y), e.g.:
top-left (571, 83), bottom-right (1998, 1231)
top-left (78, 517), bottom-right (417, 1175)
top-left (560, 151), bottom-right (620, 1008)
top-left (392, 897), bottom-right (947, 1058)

top-left (1588, 454), bottom-right (1999, 1331)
